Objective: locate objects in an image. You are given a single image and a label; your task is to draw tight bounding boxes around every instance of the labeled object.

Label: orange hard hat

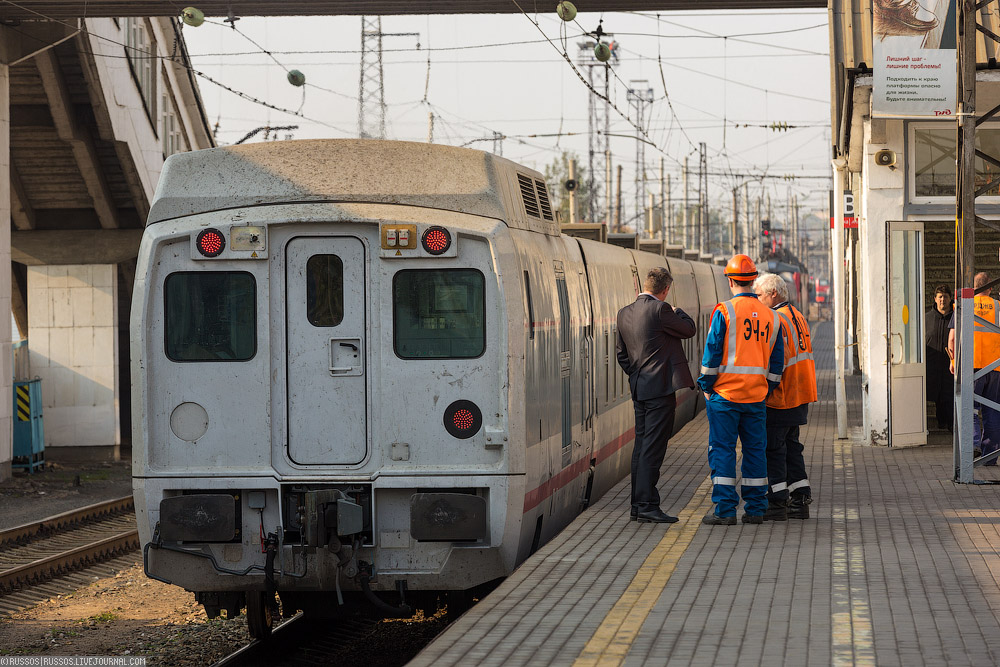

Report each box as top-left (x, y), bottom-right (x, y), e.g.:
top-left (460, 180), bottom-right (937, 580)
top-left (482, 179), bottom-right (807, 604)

top-left (724, 254), bottom-right (758, 280)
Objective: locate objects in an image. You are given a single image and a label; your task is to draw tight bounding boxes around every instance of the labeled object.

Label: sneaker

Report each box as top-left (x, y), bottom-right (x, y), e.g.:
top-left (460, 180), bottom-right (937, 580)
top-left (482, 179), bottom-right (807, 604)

top-left (741, 513), bottom-right (764, 524)
top-left (701, 511), bottom-right (736, 526)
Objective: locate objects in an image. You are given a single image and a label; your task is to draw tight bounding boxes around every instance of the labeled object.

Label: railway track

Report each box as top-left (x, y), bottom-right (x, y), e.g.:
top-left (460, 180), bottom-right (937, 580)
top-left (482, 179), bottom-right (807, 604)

top-left (0, 496), bottom-right (139, 614)
top-left (212, 609), bottom-right (456, 667)
top-left (212, 614), bottom-right (380, 667)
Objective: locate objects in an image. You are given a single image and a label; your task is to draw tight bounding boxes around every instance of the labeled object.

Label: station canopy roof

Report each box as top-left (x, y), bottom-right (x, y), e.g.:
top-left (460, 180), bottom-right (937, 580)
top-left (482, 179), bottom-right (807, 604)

top-left (0, 1), bottom-right (826, 19)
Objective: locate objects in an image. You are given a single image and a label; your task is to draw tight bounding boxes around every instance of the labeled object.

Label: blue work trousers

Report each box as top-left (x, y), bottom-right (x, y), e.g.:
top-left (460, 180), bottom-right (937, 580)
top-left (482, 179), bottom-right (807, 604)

top-left (974, 371), bottom-right (1000, 466)
top-left (705, 394), bottom-right (768, 517)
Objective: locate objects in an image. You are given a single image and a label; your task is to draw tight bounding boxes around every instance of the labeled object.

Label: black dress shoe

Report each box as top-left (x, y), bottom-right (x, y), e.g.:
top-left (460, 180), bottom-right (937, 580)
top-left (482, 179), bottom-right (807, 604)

top-left (636, 509), bottom-right (679, 523)
top-left (630, 507), bottom-right (638, 521)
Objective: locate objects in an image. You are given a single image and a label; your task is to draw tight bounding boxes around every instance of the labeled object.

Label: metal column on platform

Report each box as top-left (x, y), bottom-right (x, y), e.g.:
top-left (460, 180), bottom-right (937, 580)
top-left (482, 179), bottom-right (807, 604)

top-left (954, 0), bottom-right (1000, 483)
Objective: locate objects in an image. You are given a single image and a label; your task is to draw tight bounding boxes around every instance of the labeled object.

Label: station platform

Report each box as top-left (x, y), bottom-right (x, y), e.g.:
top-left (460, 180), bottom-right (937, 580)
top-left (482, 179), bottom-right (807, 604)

top-left (411, 322), bottom-right (1000, 666)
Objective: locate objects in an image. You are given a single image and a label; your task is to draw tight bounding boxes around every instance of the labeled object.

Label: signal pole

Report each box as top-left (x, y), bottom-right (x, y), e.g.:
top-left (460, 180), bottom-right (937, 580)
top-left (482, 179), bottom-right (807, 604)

top-left (628, 82), bottom-right (654, 229)
top-left (696, 142), bottom-right (707, 252)
top-left (605, 150), bottom-right (612, 226)
top-left (358, 17), bottom-right (419, 139)
top-left (732, 187), bottom-right (739, 253)
top-left (682, 156), bottom-right (689, 247)
top-left (615, 164), bottom-right (623, 232)
top-left (579, 36), bottom-right (615, 224)
top-left (568, 158), bottom-right (577, 224)
top-left (743, 183), bottom-right (751, 259)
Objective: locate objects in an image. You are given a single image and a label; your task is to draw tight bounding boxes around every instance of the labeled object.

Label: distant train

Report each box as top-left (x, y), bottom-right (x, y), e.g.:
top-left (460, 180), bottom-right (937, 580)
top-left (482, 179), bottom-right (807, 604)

top-left (132, 140), bottom-right (734, 637)
top-left (761, 259), bottom-right (809, 311)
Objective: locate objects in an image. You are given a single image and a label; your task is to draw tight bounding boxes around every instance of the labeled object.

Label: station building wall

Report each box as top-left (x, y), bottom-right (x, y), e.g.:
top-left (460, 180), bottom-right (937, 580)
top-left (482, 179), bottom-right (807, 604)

top-left (850, 77), bottom-right (1000, 447)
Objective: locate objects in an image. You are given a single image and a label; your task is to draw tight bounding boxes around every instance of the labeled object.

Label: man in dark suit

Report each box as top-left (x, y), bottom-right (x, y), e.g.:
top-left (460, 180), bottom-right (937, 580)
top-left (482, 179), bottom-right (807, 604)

top-left (616, 266), bottom-right (697, 523)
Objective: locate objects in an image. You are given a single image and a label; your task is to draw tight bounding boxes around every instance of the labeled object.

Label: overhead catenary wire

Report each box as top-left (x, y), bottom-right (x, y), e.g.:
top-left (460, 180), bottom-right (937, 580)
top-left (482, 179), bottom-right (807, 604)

top-left (5, 0), bottom-right (832, 227)
top-left (508, 0), bottom-right (691, 171)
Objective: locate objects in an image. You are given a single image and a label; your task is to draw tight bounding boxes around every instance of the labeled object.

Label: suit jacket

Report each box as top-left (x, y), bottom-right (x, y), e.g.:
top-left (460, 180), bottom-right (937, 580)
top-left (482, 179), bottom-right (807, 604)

top-left (616, 294), bottom-right (697, 401)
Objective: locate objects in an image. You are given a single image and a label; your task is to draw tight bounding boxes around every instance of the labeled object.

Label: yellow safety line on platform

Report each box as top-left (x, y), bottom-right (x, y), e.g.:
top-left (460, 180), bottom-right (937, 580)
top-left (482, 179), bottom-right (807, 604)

top-left (830, 439), bottom-right (874, 666)
top-left (573, 474), bottom-right (715, 667)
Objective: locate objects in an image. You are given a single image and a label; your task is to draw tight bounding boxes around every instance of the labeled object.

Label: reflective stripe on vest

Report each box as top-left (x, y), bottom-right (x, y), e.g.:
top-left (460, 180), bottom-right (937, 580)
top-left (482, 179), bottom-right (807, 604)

top-left (766, 304), bottom-right (818, 410)
top-left (711, 296), bottom-right (780, 403)
top-left (973, 294), bottom-right (1000, 371)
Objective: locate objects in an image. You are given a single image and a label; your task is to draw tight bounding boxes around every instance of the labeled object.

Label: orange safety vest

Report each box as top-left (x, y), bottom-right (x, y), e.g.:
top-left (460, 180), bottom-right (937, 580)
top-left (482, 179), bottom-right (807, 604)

top-left (766, 304), bottom-right (818, 410)
top-left (703, 295), bottom-right (781, 404)
top-left (973, 293), bottom-right (1000, 371)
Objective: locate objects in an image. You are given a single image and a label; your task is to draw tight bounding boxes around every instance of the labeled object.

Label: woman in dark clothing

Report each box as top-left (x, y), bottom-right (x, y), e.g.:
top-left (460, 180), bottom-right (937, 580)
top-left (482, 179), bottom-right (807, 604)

top-left (926, 284), bottom-right (954, 431)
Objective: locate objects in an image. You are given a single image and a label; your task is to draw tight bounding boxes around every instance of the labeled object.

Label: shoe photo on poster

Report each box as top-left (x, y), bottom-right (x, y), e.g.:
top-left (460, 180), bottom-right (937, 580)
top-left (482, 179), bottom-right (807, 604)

top-left (873, 0), bottom-right (956, 49)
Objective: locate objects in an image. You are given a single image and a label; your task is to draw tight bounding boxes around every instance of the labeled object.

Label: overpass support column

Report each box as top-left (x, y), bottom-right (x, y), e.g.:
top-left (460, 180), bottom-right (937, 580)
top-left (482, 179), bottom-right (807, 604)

top-left (0, 61), bottom-right (11, 482)
top-left (0, 61), bottom-right (10, 482)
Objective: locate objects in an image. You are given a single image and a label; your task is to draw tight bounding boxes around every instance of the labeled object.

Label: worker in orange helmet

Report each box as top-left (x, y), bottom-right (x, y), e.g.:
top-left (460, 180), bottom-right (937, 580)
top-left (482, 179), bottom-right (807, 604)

top-left (698, 255), bottom-right (784, 525)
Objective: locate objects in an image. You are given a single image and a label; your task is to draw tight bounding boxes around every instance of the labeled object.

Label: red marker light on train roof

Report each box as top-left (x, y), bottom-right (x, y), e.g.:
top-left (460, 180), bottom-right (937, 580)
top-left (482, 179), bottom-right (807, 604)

top-left (421, 226), bottom-right (451, 255)
top-left (196, 228), bottom-right (226, 257)
top-left (444, 400), bottom-right (482, 439)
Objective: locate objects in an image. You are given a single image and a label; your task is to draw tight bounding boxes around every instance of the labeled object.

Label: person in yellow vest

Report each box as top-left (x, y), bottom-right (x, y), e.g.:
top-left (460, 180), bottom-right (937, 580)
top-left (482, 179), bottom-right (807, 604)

top-left (698, 255), bottom-right (784, 525)
top-left (947, 272), bottom-right (1000, 465)
top-left (754, 273), bottom-right (818, 520)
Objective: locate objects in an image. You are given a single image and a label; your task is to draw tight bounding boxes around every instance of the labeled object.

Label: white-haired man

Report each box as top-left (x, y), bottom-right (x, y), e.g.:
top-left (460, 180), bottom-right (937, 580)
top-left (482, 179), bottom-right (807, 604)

top-left (754, 273), bottom-right (818, 520)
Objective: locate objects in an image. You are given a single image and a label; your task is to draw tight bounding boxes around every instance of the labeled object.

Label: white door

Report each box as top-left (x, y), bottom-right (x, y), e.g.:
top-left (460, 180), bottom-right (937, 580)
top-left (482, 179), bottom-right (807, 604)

top-left (286, 236), bottom-right (368, 464)
top-left (888, 221), bottom-right (927, 446)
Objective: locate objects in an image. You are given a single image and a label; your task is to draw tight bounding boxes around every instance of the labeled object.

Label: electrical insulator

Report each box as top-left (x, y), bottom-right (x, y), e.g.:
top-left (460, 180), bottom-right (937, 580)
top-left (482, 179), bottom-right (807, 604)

top-left (287, 70), bottom-right (306, 87)
top-left (594, 43), bottom-right (612, 62)
top-left (181, 7), bottom-right (205, 27)
top-left (556, 1), bottom-right (577, 21)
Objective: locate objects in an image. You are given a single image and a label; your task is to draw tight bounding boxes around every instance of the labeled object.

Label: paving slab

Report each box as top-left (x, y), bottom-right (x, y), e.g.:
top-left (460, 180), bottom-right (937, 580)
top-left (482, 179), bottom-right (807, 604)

top-left (410, 322), bottom-right (1000, 666)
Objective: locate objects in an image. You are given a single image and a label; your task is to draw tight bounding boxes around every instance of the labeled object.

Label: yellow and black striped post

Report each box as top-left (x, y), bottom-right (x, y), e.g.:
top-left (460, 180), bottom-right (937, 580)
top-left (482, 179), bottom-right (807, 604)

top-left (16, 384), bottom-right (30, 422)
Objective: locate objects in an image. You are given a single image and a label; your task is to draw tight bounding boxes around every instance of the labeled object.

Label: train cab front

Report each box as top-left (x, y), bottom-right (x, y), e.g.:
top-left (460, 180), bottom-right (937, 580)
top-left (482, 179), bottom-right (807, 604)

top-left (133, 204), bottom-right (521, 623)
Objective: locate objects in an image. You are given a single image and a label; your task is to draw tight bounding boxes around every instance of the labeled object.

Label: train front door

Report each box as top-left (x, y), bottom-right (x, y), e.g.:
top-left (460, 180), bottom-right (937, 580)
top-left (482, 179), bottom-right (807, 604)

top-left (285, 236), bottom-right (368, 465)
top-left (887, 221), bottom-right (927, 446)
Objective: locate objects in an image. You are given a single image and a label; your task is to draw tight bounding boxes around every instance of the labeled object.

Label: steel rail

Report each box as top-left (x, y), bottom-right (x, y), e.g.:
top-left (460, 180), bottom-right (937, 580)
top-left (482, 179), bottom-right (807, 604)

top-left (0, 495), bottom-right (135, 549)
top-left (210, 614), bottom-right (307, 667)
top-left (0, 529), bottom-right (140, 594)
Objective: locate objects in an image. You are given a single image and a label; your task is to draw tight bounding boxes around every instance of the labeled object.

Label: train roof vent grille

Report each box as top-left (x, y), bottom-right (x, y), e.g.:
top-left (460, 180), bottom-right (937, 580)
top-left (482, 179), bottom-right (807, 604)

top-left (517, 173), bottom-right (540, 218)
top-left (535, 180), bottom-right (553, 221)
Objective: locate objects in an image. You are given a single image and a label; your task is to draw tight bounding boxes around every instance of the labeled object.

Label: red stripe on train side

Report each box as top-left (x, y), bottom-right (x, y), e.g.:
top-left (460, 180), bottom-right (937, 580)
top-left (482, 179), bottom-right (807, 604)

top-left (520, 389), bottom-right (697, 514)
top-left (522, 426), bottom-right (636, 513)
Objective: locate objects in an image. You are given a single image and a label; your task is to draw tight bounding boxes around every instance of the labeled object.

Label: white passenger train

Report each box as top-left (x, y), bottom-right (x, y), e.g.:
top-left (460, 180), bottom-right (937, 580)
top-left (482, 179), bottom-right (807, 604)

top-left (132, 140), bottom-right (730, 636)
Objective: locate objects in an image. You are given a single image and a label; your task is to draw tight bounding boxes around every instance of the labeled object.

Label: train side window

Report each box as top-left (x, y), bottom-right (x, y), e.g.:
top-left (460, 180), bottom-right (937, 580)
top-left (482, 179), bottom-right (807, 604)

top-left (524, 270), bottom-right (535, 340)
top-left (306, 254), bottom-right (344, 327)
top-left (164, 271), bottom-right (256, 362)
top-left (393, 269), bottom-right (486, 359)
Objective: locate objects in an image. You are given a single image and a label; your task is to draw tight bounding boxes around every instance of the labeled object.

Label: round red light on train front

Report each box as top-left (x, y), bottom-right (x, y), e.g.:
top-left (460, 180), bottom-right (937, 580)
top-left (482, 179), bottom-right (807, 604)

top-left (196, 228), bottom-right (226, 257)
top-left (421, 226), bottom-right (451, 255)
top-left (444, 400), bottom-right (482, 439)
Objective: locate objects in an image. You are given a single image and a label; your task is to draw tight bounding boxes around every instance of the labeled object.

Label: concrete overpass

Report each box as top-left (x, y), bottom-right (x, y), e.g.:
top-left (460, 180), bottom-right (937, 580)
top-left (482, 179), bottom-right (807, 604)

top-left (0, 1), bottom-right (826, 19)
top-left (0, 18), bottom-right (213, 479)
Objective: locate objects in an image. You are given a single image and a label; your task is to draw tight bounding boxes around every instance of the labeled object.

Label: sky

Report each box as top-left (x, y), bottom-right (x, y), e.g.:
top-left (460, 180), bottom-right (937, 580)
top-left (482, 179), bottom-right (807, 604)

top-left (179, 7), bottom-right (833, 234)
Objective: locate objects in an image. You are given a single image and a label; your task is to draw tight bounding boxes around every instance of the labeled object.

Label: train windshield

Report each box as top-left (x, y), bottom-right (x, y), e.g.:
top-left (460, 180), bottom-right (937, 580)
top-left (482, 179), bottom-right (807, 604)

top-left (164, 271), bottom-right (256, 362)
top-left (393, 269), bottom-right (485, 359)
